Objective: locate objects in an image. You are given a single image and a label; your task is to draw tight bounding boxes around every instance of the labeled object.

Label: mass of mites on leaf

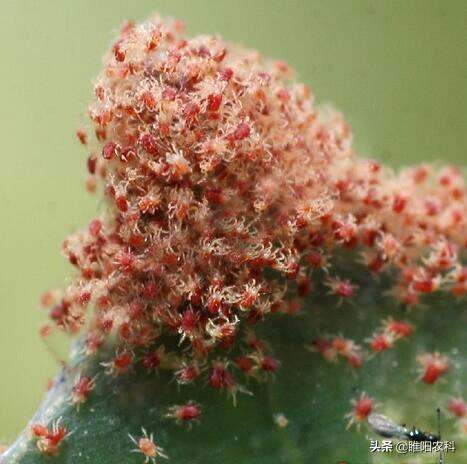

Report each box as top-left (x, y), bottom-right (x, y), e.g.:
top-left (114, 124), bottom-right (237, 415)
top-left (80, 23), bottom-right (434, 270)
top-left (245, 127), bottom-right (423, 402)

top-left (39, 16), bottom-right (466, 436)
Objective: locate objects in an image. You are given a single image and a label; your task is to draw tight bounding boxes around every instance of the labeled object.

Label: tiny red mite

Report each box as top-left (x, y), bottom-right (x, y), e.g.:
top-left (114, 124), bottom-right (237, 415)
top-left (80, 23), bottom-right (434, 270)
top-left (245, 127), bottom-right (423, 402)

top-left (346, 392), bottom-right (373, 430)
top-left (167, 402), bottom-right (202, 425)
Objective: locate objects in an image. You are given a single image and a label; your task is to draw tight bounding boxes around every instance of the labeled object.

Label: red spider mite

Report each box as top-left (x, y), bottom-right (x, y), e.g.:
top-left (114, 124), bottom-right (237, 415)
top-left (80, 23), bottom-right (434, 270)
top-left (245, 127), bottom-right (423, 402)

top-left (332, 337), bottom-right (353, 356)
top-left (345, 350), bottom-right (364, 369)
top-left (47, 420), bottom-right (68, 447)
top-left (175, 363), bottom-right (201, 385)
top-left (167, 402), bottom-right (202, 425)
top-left (233, 122), bottom-right (250, 140)
top-left (312, 336), bottom-right (338, 363)
top-left (346, 392), bottom-right (374, 430)
top-left (368, 333), bottom-right (395, 353)
top-left (208, 361), bottom-right (243, 403)
top-left (384, 319), bottom-right (413, 338)
top-left (85, 332), bottom-right (103, 355)
top-left (326, 278), bottom-right (356, 299)
top-left (76, 129), bottom-right (88, 145)
top-left (411, 272), bottom-right (441, 294)
top-left (260, 356), bottom-right (279, 372)
top-left (236, 355), bottom-right (255, 374)
top-left (209, 362), bottom-right (230, 389)
top-left (306, 250), bottom-right (324, 267)
top-left (447, 398), bottom-right (467, 418)
top-left (102, 351), bottom-right (134, 375)
top-left (31, 424), bottom-right (48, 438)
top-left (141, 350), bottom-right (163, 371)
top-left (33, 418), bottom-right (69, 456)
top-left (72, 375), bottom-right (96, 407)
top-left (417, 352), bottom-right (449, 384)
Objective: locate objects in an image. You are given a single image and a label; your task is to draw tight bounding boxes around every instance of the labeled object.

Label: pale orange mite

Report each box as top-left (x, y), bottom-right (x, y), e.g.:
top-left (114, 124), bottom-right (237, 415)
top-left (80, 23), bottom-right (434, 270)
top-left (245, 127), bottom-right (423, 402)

top-left (129, 428), bottom-right (168, 463)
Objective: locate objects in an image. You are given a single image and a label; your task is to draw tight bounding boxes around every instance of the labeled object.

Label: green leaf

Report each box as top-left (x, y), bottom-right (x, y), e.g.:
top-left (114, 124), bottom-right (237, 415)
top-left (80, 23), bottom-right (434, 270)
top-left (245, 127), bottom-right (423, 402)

top-left (2, 267), bottom-right (467, 464)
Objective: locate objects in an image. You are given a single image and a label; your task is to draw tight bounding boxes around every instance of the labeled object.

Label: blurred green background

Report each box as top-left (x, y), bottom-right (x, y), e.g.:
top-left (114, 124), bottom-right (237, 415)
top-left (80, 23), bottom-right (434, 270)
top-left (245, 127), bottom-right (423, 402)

top-left (0, 0), bottom-right (466, 444)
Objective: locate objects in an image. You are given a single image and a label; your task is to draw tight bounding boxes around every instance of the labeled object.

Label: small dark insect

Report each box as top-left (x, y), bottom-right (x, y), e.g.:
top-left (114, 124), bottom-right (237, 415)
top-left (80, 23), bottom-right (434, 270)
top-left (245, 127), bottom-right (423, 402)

top-left (368, 413), bottom-right (439, 442)
top-left (368, 409), bottom-right (444, 463)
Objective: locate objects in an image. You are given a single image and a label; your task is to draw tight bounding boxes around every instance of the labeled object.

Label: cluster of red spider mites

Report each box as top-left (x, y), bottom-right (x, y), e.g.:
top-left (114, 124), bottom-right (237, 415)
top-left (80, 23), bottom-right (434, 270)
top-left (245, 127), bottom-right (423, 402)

top-left (31, 419), bottom-right (69, 456)
top-left (366, 318), bottom-right (413, 354)
top-left (312, 334), bottom-right (364, 369)
top-left (313, 320), bottom-right (453, 386)
top-left (41, 16), bottom-right (466, 404)
top-left (312, 319), bottom-right (414, 369)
